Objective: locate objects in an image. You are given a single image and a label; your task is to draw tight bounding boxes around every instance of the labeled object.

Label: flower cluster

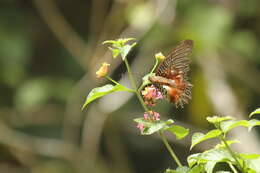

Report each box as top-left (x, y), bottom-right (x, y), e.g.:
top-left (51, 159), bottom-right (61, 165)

top-left (141, 85), bottom-right (163, 106)
top-left (136, 111), bottom-right (161, 133)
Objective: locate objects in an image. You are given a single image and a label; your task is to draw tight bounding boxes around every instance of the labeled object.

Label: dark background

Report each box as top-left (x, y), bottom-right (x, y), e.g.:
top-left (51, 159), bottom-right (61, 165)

top-left (0, 0), bottom-right (259, 172)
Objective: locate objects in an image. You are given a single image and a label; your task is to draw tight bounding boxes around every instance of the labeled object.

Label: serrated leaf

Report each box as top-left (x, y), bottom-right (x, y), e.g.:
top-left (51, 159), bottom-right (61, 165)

top-left (247, 119), bottom-right (260, 131)
top-left (207, 116), bottom-right (233, 124)
top-left (190, 130), bottom-right (222, 150)
top-left (188, 148), bottom-right (235, 173)
top-left (166, 125), bottom-right (189, 140)
top-left (199, 148), bottom-right (234, 162)
top-left (82, 84), bottom-right (133, 109)
top-left (249, 108), bottom-right (260, 118)
top-left (220, 120), bottom-right (249, 133)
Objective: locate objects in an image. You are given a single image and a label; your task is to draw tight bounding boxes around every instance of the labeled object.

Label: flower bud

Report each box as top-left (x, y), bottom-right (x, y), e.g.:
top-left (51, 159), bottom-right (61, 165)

top-left (96, 62), bottom-right (110, 78)
top-left (155, 52), bottom-right (166, 61)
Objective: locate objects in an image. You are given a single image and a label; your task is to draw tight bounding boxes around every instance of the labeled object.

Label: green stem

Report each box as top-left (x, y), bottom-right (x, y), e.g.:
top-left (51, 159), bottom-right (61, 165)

top-left (159, 131), bottom-right (182, 167)
top-left (106, 76), bottom-right (135, 93)
top-left (150, 58), bottom-right (159, 74)
top-left (106, 76), bottom-right (121, 85)
top-left (228, 162), bottom-right (238, 173)
top-left (124, 57), bottom-right (182, 166)
top-left (124, 58), bottom-right (149, 112)
top-left (221, 136), bottom-right (244, 172)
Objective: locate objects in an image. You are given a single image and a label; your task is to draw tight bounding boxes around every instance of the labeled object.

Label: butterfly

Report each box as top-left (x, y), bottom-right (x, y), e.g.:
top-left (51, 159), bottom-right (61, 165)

top-left (149, 40), bottom-right (193, 108)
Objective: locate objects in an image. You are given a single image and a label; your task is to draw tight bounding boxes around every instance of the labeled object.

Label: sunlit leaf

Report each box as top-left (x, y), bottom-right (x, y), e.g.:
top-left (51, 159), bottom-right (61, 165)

top-left (206, 116), bottom-right (233, 124)
top-left (108, 47), bottom-right (120, 58)
top-left (249, 108), bottom-right (260, 118)
top-left (220, 120), bottom-right (249, 133)
top-left (166, 125), bottom-right (189, 140)
top-left (247, 119), bottom-right (260, 131)
top-left (190, 130), bottom-right (222, 150)
top-left (205, 161), bottom-right (217, 173)
top-left (188, 148), bottom-right (235, 173)
top-left (244, 156), bottom-right (260, 172)
top-left (82, 84), bottom-right (134, 109)
top-left (187, 153), bottom-right (201, 167)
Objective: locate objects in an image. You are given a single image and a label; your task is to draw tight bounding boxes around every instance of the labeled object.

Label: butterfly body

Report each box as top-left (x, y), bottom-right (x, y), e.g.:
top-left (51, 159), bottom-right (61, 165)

top-left (149, 40), bottom-right (193, 107)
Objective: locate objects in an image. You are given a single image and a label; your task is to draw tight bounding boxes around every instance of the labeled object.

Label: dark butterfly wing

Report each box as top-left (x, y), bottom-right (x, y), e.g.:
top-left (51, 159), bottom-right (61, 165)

top-left (154, 40), bottom-right (193, 108)
top-left (156, 40), bottom-right (193, 78)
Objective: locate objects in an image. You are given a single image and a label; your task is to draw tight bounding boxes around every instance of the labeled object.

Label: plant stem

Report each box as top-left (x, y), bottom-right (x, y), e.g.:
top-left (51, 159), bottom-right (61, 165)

top-left (150, 58), bottom-right (159, 74)
top-left (106, 76), bottom-right (135, 93)
top-left (124, 58), bottom-right (149, 112)
top-left (124, 57), bottom-right (182, 167)
top-left (106, 76), bottom-right (121, 85)
top-left (159, 131), bottom-right (183, 167)
top-left (221, 137), bottom-right (244, 172)
top-left (228, 162), bottom-right (238, 173)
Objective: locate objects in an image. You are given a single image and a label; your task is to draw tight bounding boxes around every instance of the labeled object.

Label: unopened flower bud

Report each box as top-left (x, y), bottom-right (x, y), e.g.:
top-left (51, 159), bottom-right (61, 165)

top-left (155, 52), bottom-right (166, 61)
top-left (96, 62), bottom-right (110, 78)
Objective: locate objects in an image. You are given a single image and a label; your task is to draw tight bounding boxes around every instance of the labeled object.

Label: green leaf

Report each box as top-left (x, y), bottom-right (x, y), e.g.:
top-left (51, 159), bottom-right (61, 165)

top-left (102, 40), bottom-right (118, 45)
top-left (142, 121), bottom-right (168, 135)
top-left (166, 125), bottom-right (189, 140)
top-left (206, 116), bottom-right (233, 124)
top-left (190, 130), bottom-right (222, 150)
top-left (165, 167), bottom-right (189, 173)
top-left (240, 153), bottom-right (260, 160)
top-left (120, 42), bottom-right (137, 60)
top-left (108, 47), bottom-right (120, 58)
top-left (134, 118), bottom-right (171, 135)
top-left (187, 153), bottom-right (201, 167)
top-left (214, 140), bottom-right (240, 149)
top-left (188, 148), bottom-right (236, 173)
top-left (249, 108), bottom-right (260, 118)
top-left (247, 119), bottom-right (260, 131)
top-left (103, 38), bottom-right (137, 60)
top-left (82, 84), bottom-right (133, 109)
top-left (199, 148), bottom-right (234, 162)
top-left (205, 161), bottom-right (217, 173)
top-left (120, 45), bottom-right (132, 60)
top-left (244, 156), bottom-right (260, 172)
top-left (189, 165), bottom-right (205, 173)
top-left (220, 120), bottom-right (249, 133)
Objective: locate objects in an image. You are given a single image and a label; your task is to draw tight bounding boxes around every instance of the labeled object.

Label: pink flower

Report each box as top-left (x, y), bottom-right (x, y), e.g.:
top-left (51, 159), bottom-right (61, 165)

top-left (141, 85), bottom-right (163, 106)
top-left (152, 111), bottom-right (160, 121)
top-left (143, 111), bottom-right (161, 121)
top-left (143, 112), bottom-right (149, 120)
top-left (137, 123), bottom-right (145, 132)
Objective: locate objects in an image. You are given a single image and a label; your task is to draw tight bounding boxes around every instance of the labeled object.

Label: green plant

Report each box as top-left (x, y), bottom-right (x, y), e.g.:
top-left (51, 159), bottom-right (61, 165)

top-left (82, 38), bottom-right (260, 173)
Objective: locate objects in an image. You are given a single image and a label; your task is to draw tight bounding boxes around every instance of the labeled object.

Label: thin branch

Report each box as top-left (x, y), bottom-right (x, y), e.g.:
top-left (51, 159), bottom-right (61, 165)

top-left (33, 0), bottom-right (88, 70)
